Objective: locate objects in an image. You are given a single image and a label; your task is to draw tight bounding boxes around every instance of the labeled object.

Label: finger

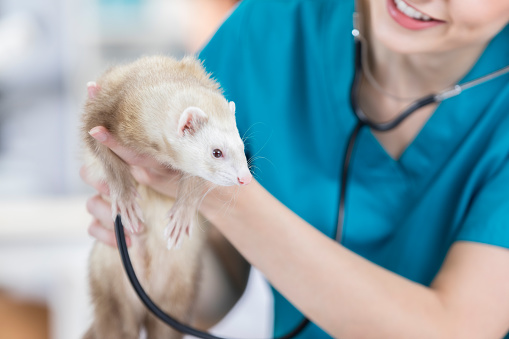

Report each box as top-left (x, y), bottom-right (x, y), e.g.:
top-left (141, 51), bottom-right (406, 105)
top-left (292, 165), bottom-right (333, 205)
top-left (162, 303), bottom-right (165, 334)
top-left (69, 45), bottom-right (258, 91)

top-left (88, 126), bottom-right (167, 170)
top-left (131, 166), bottom-right (181, 198)
top-left (87, 81), bottom-right (100, 99)
top-left (86, 194), bottom-right (114, 228)
top-left (88, 219), bottom-right (131, 248)
top-left (79, 165), bottom-right (110, 196)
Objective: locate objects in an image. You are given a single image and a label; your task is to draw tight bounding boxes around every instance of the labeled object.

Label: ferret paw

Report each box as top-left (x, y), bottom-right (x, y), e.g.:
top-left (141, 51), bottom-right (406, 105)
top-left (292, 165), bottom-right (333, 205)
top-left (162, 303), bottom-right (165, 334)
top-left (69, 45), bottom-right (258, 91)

top-left (164, 205), bottom-right (196, 250)
top-left (112, 194), bottom-right (144, 234)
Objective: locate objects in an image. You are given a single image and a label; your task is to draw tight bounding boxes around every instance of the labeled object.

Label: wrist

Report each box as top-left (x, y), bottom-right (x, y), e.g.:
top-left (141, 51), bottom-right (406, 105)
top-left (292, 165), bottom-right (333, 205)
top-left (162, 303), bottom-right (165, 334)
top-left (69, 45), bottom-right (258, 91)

top-left (201, 180), bottom-right (260, 230)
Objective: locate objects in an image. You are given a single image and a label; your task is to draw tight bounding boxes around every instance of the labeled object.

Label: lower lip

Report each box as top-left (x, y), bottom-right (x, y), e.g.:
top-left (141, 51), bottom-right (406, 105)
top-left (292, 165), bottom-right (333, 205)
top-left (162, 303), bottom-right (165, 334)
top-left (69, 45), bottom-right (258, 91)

top-left (387, 0), bottom-right (444, 30)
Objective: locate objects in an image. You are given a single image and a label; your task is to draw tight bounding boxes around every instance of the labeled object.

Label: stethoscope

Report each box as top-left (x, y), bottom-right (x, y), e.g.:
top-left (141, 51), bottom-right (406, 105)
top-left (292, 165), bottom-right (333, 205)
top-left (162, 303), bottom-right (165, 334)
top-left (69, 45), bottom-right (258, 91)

top-left (113, 14), bottom-right (509, 339)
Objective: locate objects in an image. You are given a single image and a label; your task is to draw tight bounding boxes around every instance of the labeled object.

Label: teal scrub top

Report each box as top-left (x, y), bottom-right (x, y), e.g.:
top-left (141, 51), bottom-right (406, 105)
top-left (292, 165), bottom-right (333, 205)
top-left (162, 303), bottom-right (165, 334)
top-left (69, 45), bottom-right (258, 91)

top-left (199, 0), bottom-right (509, 337)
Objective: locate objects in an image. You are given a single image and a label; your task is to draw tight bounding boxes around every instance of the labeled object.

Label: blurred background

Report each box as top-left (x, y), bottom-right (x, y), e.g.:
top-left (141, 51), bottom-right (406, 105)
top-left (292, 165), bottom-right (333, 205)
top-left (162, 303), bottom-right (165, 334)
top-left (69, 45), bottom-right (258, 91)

top-left (0, 0), bottom-right (273, 338)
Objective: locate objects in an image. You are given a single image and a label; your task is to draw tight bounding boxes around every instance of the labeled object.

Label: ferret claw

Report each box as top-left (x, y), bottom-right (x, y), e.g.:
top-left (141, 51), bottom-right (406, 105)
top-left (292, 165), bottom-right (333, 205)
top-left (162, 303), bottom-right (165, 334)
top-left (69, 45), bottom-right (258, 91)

top-left (164, 225), bottom-right (171, 238)
top-left (175, 237), bottom-right (183, 249)
top-left (165, 222), bottom-right (182, 250)
top-left (134, 202), bottom-right (145, 223)
top-left (167, 229), bottom-right (183, 250)
top-left (112, 194), bottom-right (144, 234)
top-left (164, 204), bottom-right (195, 250)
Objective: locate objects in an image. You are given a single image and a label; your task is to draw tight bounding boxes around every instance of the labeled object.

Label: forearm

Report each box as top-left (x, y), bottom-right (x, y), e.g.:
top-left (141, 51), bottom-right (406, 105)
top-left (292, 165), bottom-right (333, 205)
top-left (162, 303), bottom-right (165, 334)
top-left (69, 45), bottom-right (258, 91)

top-left (203, 182), bottom-right (451, 339)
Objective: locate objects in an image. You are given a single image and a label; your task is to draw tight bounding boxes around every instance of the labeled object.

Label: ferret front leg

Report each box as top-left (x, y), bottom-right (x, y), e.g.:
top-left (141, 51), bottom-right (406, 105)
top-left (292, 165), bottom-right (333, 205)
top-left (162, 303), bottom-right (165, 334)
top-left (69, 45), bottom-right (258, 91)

top-left (92, 142), bottom-right (144, 233)
top-left (164, 176), bottom-right (205, 249)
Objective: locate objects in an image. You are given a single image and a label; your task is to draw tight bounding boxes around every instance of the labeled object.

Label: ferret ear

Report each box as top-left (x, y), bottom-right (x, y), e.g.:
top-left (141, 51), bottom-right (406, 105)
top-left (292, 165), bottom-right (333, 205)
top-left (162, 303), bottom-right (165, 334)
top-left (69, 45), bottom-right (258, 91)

top-left (87, 81), bottom-right (100, 99)
top-left (228, 101), bottom-right (236, 115)
top-left (178, 106), bottom-right (208, 136)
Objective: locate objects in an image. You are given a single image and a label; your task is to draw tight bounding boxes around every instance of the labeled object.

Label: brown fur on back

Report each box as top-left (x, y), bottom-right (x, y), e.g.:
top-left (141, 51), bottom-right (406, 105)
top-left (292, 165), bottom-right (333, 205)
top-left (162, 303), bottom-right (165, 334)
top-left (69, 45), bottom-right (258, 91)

top-left (82, 56), bottom-right (221, 153)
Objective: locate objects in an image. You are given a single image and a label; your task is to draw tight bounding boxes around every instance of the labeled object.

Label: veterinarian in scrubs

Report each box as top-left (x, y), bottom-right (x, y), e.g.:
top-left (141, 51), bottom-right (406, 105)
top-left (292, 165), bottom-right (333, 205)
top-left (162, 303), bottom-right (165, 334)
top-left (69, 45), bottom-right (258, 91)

top-left (83, 0), bottom-right (509, 337)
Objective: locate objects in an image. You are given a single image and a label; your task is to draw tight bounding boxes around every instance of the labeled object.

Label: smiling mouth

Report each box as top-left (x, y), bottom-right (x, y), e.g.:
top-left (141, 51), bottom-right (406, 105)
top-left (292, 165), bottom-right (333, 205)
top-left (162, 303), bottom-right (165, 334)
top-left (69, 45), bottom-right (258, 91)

top-left (388, 0), bottom-right (445, 30)
top-left (393, 0), bottom-right (444, 22)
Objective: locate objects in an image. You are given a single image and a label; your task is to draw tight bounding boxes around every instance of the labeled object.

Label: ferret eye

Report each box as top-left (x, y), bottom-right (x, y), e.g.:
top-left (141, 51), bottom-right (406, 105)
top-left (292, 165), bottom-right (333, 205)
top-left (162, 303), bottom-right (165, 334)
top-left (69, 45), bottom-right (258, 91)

top-left (212, 149), bottom-right (223, 158)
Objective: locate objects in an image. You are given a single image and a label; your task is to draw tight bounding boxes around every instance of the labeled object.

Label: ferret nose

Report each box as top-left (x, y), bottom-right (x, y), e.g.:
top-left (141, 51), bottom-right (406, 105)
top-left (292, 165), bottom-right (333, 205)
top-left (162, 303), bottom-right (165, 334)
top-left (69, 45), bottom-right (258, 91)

top-left (237, 173), bottom-right (252, 185)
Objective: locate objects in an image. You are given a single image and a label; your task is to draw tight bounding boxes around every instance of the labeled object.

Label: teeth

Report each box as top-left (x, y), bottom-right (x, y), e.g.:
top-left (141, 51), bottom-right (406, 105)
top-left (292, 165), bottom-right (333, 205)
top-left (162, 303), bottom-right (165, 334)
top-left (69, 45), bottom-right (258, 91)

top-left (394, 0), bottom-right (432, 21)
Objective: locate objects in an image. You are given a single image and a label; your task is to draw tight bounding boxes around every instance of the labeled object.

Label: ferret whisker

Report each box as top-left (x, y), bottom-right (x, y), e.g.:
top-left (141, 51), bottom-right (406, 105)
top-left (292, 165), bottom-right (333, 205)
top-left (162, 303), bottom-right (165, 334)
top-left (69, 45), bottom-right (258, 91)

top-left (166, 173), bottom-right (182, 188)
top-left (173, 183), bottom-right (201, 206)
top-left (247, 161), bottom-right (264, 175)
top-left (176, 174), bottom-right (189, 188)
top-left (196, 217), bottom-right (206, 234)
top-left (232, 186), bottom-right (240, 209)
top-left (247, 155), bottom-right (266, 168)
top-left (247, 129), bottom-right (273, 164)
top-left (218, 184), bottom-right (238, 216)
top-left (248, 163), bottom-right (258, 170)
top-left (241, 122), bottom-right (264, 142)
top-left (248, 155), bottom-right (265, 163)
top-left (197, 184), bottom-right (216, 212)
top-left (250, 168), bottom-right (259, 178)
top-left (224, 189), bottom-right (237, 216)
top-left (242, 133), bottom-right (256, 145)
top-left (180, 180), bottom-right (209, 203)
top-left (251, 168), bottom-right (263, 181)
top-left (249, 155), bottom-right (276, 171)
top-left (218, 198), bottom-right (230, 216)
top-left (231, 185), bottom-right (242, 209)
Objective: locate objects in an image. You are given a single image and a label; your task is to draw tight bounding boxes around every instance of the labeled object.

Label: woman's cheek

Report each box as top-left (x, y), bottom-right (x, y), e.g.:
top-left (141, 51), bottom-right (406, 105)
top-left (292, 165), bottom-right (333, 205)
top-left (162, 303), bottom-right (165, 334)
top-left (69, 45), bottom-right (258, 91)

top-left (448, 0), bottom-right (509, 40)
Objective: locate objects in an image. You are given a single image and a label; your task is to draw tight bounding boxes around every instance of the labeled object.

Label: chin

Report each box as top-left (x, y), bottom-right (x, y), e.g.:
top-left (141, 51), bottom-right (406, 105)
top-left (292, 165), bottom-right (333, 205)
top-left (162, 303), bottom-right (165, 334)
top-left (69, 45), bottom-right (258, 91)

top-left (368, 0), bottom-right (450, 55)
top-left (371, 21), bottom-right (448, 54)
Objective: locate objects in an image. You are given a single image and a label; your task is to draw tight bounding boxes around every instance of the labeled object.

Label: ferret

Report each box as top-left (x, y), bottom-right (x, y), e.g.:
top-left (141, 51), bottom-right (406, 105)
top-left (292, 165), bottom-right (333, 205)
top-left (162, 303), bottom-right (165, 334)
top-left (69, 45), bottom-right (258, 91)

top-left (81, 55), bottom-right (252, 339)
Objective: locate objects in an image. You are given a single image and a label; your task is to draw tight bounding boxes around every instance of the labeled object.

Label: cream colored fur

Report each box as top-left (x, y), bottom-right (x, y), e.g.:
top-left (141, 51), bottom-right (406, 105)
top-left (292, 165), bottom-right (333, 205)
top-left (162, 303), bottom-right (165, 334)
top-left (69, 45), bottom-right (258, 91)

top-left (83, 181), bottom-right (207, 339)
top-left (81, 56), bottom-right (250, 339)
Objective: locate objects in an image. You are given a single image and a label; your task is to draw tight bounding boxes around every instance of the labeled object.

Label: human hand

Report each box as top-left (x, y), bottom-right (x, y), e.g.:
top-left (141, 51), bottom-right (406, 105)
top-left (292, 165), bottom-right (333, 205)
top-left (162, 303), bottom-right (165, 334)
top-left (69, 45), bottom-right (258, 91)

top-left (82, 126), bottom-right (181, 247)
top-left (87, 125), bottom-right (182, 197)
top-left (80, 165), bottom-right (127, 247)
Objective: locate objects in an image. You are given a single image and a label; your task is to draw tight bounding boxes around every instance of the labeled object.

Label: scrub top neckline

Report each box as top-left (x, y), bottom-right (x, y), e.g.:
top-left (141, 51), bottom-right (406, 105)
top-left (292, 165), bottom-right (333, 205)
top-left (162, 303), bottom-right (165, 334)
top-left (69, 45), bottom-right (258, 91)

top-left (355, 24), bottom-right (509, 185)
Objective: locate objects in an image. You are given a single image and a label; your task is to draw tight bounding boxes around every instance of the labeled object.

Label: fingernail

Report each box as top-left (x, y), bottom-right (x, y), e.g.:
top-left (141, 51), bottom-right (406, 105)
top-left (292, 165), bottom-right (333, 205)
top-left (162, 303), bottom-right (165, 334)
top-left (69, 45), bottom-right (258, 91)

top-left (89, 127), bottom-right (107, 142)
top-left (126, 237), bottom-right (132, 247)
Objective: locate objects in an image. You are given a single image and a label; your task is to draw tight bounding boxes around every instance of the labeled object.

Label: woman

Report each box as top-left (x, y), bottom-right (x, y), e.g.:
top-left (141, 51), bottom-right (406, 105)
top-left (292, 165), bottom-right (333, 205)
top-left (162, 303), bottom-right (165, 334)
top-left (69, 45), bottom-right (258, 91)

top-left (82, 0), bottom-right (509, 337)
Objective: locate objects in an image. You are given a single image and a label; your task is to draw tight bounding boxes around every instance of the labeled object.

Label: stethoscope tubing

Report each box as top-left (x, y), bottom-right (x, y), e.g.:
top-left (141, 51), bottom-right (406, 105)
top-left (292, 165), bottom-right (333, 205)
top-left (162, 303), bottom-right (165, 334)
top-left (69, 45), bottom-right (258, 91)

top-left (351, 37), bottom-right (509, 132)
top-left (114, 215), bottom-right (310, 339)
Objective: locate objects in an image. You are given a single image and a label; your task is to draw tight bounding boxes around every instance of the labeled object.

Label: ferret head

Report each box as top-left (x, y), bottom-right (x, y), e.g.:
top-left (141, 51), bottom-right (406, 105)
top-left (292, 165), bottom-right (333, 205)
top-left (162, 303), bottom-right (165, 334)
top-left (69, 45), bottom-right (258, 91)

top-left (171, 101), bottom-right (252, 187)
